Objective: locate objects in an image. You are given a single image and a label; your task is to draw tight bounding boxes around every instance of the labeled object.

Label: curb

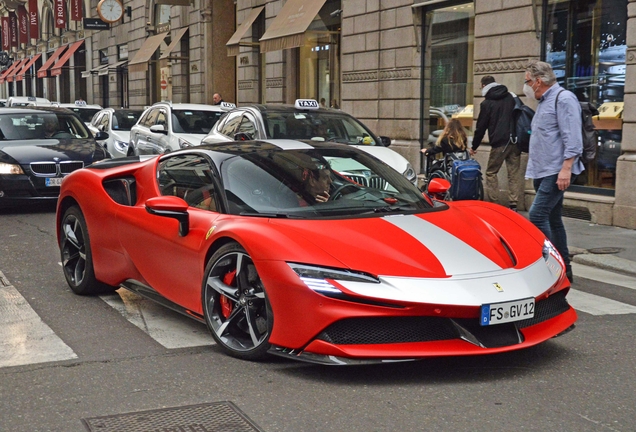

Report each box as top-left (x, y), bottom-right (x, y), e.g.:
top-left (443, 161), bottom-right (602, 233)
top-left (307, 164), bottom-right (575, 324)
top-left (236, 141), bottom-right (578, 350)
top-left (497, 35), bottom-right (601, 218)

top-left (572, 253), bottom-right (636, 278)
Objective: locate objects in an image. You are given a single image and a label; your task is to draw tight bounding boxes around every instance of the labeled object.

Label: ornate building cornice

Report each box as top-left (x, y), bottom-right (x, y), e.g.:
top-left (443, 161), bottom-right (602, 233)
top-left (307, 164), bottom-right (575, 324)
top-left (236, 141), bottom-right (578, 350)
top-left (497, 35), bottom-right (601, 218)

top-left (474, 59), bottom-right (534, 73)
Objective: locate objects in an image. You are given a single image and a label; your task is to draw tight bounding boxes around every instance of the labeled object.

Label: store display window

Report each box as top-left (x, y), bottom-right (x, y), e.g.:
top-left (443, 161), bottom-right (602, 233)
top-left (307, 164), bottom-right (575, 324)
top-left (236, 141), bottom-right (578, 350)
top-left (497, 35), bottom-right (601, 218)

top-left (544, 0), bottom-right (627, 192)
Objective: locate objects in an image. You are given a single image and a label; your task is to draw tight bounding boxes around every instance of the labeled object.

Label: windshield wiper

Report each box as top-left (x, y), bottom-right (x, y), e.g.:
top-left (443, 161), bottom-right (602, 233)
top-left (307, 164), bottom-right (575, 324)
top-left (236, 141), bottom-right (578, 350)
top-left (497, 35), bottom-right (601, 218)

top-left (238, 211), bottom-right (305, 219)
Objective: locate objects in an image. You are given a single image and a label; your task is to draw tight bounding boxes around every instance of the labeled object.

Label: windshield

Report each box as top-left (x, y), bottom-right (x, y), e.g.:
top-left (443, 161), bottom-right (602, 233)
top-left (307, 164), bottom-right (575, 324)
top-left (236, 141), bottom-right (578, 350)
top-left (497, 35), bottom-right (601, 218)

top-left (172, 110), bottom-right (223, 134)
top-left (0, 112), bottom-right (91, 140)
top-left (261, 110), bottom-right (381, 145)
top-left (69, 108), bottom-right (101, 123)
top-left (112, 110), bottom-right (142, 131)
top-left (221, 146), bottom-right (432, 218)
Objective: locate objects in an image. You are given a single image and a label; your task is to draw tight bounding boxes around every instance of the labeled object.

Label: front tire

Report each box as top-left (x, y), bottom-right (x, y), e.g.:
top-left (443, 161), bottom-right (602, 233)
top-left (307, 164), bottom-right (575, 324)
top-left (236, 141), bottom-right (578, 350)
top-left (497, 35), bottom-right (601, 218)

top-left (59, 206), bottom-right (116, 295)
top-left (202, 242), bottom-right (272, 361)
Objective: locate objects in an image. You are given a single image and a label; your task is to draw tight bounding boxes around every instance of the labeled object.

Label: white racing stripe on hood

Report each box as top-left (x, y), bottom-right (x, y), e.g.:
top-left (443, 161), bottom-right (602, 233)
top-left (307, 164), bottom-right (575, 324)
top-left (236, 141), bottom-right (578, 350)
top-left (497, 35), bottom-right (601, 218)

top-left (261, 139), bottom-right (315, 150)
top-left (384, 214), bottom-right (501, 275)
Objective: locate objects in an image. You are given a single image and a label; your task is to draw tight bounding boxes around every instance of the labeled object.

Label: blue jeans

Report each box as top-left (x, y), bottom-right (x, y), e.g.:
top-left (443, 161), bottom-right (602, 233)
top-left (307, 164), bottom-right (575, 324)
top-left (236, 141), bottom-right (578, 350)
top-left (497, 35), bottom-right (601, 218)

top-left (529, 174), bottom-right (570, 268)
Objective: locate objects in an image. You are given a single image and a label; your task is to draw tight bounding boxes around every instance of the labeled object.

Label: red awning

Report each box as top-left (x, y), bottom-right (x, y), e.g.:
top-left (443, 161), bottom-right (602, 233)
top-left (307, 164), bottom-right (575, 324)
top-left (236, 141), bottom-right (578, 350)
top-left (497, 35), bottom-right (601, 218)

top-left (16, 54), bottom-right (42, 81)
top-left (0, 60), bottom-right (22, 84)
top-left (50, 40), bottom-right (85, 77)
top-left (6, 59), bottom-right (28, 83)
top-left (37, 45), bottom-right (68, 78)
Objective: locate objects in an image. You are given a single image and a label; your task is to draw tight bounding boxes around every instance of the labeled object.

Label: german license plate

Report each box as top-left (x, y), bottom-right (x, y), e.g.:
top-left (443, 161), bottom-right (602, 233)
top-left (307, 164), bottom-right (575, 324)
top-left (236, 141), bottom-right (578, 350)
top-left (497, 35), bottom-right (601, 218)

top-left (45, 177), bottom-right (63, 187)
top-left (480, 298), bottom-right (535, 326)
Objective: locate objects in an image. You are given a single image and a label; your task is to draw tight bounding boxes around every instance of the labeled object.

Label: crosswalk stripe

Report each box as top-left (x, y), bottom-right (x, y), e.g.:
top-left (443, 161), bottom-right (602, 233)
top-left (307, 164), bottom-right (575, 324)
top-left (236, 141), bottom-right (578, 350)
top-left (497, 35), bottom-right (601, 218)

top-left (572, 262), bottom-right (636, 291)
top-left (0, 274), bottom-right (77, 368)
top-left (567, 289), bottom-right (636, 316)
top-left (99, 289), bottom-right (214, 349)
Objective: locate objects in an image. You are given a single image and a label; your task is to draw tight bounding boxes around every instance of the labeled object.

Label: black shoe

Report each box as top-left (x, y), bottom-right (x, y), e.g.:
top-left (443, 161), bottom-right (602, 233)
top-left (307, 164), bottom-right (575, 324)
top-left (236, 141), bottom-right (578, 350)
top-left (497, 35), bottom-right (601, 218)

top-left (566, 269), bottom-right (573, 283)
top-left (509, 205), bottom-right (517, 212)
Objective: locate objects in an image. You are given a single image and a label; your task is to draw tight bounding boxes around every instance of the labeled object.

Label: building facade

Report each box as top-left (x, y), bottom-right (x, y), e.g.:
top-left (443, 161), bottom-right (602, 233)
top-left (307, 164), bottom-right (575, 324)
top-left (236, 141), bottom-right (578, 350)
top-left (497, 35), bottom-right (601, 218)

top-left (1, 0), bottom-right (635, 228)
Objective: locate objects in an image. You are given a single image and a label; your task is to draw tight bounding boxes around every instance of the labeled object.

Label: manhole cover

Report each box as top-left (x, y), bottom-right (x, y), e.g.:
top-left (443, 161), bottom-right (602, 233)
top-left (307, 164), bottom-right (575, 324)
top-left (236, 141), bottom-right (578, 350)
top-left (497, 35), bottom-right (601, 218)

top-left (82, 401), bottom-right (264, 432)
top-left (588, 247), bottom-right (622, 254)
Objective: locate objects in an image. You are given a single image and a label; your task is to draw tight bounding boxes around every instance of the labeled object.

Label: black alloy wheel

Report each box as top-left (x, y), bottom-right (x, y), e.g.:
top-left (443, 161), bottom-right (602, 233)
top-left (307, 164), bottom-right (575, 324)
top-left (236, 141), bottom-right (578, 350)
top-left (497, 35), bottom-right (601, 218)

top-left (202, 242), bottom-right (272, 360)
top-left (59, 206), bottom-right (116, 295)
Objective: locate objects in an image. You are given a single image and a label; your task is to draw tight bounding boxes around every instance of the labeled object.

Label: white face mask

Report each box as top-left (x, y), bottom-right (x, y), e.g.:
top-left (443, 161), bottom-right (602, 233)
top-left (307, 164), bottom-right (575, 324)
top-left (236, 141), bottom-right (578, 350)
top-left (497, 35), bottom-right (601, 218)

top-left (523, 83), bottom-right (536, 100)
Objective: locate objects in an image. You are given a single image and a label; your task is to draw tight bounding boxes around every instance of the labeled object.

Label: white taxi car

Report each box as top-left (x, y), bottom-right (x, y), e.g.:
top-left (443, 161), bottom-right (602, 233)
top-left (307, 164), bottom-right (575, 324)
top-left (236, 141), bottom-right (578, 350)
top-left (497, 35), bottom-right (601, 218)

top-left (201, 99), bottom-right (416, 184)
top-left (129, 102), bottom-right (232, 155)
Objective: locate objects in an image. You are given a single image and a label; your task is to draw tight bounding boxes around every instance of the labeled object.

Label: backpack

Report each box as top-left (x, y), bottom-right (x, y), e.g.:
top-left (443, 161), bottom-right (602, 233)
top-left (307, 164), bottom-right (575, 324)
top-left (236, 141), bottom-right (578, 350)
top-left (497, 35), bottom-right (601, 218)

top-left (509, 95), bottom-right (535, 153)
top-left (449, 158), bottom-right (483, 201)
top-left (555, 89), bottom-right (599, 164)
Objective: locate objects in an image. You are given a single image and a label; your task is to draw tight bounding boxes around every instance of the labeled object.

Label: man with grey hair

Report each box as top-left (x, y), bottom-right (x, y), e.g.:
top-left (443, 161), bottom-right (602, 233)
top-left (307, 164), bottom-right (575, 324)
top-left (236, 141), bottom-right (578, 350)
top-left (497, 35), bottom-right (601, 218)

top-left (524, 60), bottom-right (583, 283)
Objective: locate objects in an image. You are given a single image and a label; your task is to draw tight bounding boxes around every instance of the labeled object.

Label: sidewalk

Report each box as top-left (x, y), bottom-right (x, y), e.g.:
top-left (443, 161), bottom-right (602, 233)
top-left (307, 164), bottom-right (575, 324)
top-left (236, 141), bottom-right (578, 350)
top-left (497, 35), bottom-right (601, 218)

top-left (563, 217), bottom-right (636, 277)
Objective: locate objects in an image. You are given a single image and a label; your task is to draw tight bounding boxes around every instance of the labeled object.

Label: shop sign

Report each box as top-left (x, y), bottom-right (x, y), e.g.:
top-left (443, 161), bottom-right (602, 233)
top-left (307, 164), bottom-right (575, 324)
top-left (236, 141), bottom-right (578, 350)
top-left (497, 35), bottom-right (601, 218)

top-left (84, 18), bottom-right (110, 30)
top-left (70, 0), bottom-right (82, 22)
top-left (55, 0), bottom-right (67, 29)
top-left (29, 0), bottom-right (39, 38)
top-left (18, 6), bottom-right (29, 45)
top-left (1, 17), bottom-right (9, 51)
top-left (9, 12), bottom-right (18, 48)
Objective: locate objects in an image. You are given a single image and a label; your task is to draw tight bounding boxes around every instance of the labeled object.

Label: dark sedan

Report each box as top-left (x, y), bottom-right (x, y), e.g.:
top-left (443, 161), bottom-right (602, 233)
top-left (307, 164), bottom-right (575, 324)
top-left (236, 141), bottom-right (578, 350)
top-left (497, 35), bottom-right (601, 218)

top-left (0, 107), bottom-right (108, 207)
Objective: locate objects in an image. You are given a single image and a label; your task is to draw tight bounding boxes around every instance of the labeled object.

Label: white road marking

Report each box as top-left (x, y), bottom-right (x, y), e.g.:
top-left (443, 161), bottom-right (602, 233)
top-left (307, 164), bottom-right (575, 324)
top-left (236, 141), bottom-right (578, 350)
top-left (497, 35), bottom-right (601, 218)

top-left (0, 282), bottom-right (77, 368)
top-left (100, 289), bottom-right (214, 349)
top-left (567, 289), bottom-right (636, 316)
top-left (572, 262), bottom-right (636, 291)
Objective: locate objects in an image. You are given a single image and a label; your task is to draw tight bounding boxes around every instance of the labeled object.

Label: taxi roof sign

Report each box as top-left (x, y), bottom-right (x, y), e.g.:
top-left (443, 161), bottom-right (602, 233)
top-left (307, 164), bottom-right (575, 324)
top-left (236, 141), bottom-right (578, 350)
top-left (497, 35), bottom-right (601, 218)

top-left (295, 99), bottom-right (319, 110)
top-left (220, 102), bottom-right (236, 111)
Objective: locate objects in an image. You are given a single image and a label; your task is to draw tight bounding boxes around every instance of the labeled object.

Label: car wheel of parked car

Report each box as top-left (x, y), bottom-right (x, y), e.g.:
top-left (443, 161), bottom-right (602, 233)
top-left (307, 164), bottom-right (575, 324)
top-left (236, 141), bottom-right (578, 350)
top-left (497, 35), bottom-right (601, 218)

top-left (202, 242), bottom-right (272, 360)
top-left (59, 206), bottom-right (117, 295)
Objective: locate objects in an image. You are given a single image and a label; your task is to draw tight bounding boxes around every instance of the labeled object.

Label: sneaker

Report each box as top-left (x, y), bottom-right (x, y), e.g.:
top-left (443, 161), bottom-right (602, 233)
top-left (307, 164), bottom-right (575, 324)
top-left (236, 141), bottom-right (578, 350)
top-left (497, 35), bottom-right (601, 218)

top-left (509, 205), bottom-right (517, 212)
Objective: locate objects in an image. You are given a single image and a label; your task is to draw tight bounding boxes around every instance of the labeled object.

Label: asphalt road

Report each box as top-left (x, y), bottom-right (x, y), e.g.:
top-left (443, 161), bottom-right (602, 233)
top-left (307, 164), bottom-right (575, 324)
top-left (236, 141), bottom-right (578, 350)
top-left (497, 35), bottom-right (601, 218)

top-left (1, 204), bottom-right (635, 432)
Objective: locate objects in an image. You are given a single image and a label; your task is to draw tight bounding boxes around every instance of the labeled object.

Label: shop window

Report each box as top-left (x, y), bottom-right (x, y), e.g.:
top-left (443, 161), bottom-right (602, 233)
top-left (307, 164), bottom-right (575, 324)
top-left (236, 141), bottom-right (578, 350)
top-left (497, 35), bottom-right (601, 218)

top-left (298, 1), bottom-right (341, 108)
top-left (544, 0), bottom-right (627, 191)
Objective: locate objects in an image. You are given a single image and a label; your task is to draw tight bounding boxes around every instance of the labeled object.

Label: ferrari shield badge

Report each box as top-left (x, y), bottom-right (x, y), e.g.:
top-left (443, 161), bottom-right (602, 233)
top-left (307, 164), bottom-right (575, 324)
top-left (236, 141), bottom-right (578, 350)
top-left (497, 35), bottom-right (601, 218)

top-left (205, 226), bottom-right (216, 240)
top-left (493, 282), bottom-right (504, 292)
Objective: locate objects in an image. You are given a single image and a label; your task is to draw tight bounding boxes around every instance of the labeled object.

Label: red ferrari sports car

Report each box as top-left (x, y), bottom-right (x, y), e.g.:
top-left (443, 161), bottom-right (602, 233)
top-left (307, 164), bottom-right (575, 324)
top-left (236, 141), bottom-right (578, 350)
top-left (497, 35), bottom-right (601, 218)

top-left (56, 140), bottom-right (576, 365)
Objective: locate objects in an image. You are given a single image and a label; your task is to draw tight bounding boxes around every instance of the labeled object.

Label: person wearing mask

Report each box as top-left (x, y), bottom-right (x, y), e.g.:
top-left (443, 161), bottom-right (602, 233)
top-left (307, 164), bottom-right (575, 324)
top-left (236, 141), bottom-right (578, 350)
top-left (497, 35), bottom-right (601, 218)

top-left (470, 75), bottom-right (519, 210)
top-left (523, 60), bottom-right (583, 283)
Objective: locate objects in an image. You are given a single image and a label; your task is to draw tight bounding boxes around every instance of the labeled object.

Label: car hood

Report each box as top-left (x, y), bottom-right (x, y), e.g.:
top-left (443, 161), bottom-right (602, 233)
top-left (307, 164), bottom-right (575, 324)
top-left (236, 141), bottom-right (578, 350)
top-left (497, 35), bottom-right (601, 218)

top-left (266, 204), bottom-right (544, 278)
top-left (353, 145), bottom-right (409, 174)
top-left (0, 139), bottom-right (100, 164)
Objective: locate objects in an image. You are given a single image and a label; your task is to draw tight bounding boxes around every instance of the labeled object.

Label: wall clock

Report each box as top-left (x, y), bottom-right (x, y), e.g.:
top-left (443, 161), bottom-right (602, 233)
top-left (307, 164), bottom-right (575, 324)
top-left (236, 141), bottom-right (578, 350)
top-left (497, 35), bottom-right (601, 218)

top-left (97, 0), bottom-right (124, 24)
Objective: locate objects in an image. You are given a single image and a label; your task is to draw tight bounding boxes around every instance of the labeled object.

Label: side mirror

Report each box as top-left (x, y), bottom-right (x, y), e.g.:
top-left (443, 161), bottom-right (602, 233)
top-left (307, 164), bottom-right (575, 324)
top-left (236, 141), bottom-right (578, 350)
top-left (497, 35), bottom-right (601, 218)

top-left (145, 196), bottom-right (190, 236)
top-left (379, 136), bottom-right (391, 146)
top-left (95, 131), bottom-right (109, 141)
top-left (234, 132), bottom-right (251, 141)
top-left (427, 178), bottom-right (450, 200)
top-left (150, 124), bottom-right (168, 135)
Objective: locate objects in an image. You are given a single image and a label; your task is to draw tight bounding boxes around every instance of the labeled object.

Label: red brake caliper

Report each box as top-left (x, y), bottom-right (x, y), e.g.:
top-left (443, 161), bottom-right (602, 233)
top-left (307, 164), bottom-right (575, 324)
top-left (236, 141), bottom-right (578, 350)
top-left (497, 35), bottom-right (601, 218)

top-left (220, 270), bottom-right (236, 318)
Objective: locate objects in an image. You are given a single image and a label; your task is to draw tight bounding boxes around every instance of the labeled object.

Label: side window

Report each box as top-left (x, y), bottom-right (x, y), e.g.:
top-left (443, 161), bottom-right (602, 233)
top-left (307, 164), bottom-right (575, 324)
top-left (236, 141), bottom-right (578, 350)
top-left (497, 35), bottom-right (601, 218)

top-left (219, 112), bottom-right (243, 137)
top-left (157, 154), bottom-right (220, 212)
top-left (100, 114), bottom-right (110, 130)
top-left (143, 109), bottom-right (159, 127)
top-left (91, 113), bottom-right (102, 127)
top-left (236, 114), bottom-right (256, 139)
top-left (156, 110), bottom-right (167, 127)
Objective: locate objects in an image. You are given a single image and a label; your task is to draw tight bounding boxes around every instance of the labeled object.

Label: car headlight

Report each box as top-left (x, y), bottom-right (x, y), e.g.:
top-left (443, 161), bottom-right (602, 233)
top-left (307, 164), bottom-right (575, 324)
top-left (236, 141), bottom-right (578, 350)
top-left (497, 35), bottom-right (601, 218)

top-left (178, 137), bottom-right (193, 148)
top-left (403, 163), bottom-right (416, 183)
top-left (543, 239), bottom-right (564, 265)
top-left (288, 263), bottom-right (379, 296)
top-left (114, 140), bottom-right (128, 152)
top-left (0, 163), bottom-right (24, 174)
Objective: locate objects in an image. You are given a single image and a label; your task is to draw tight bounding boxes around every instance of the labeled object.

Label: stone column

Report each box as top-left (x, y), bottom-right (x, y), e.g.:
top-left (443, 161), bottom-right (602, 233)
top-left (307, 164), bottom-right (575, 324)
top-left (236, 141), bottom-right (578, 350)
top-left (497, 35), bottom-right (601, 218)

top-left (613, 0), bottom-right (636, 228)
top-left (201, 0), bottom-right (235, 104)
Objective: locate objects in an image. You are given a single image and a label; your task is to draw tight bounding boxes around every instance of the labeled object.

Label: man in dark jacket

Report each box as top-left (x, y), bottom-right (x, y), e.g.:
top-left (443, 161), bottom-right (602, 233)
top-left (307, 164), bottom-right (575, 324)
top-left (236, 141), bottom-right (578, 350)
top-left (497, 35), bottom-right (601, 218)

top-left (470, 76), bottom-right (520, 210)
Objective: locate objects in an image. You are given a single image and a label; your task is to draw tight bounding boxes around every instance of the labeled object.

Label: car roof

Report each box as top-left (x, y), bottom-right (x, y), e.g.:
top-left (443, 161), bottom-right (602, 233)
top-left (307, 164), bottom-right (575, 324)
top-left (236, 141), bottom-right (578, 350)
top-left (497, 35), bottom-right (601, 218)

top-left (151, 102), bottom-right (225, 112)
top-left (0, 106), bottom-right (78, 115)
top-left (58, 103), bottom-right (102, 109)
